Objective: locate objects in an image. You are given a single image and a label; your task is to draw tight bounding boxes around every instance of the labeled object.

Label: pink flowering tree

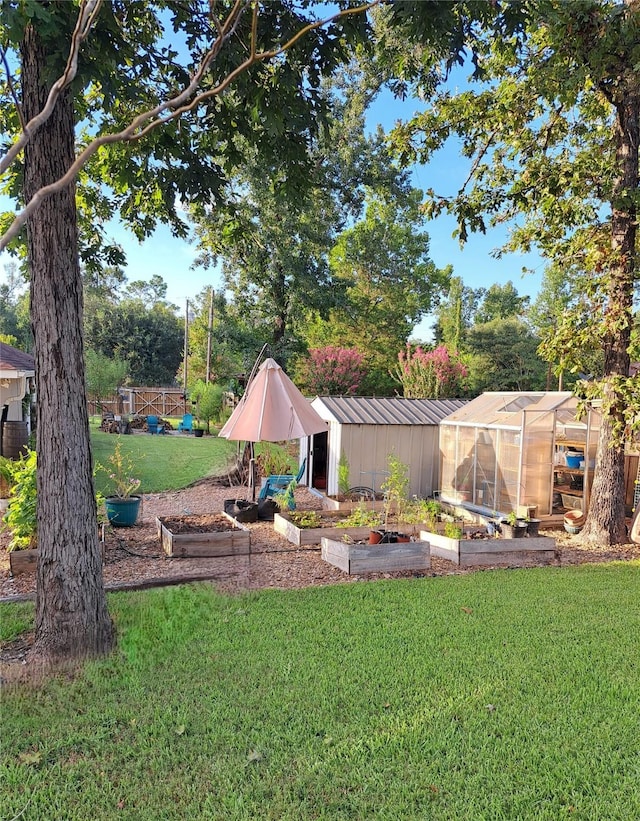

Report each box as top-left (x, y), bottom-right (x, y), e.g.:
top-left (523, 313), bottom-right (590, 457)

top-left (394, 345), bottom-right (468, 398)
top-left (298, 347), bottom-right (366, 395)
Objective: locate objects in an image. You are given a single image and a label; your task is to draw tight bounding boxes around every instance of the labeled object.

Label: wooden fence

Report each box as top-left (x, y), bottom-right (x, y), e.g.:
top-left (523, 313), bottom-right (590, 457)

top-left (88, 387), bottom-right (238, 418)
top-left (88, 388), bottom-right (186, 418)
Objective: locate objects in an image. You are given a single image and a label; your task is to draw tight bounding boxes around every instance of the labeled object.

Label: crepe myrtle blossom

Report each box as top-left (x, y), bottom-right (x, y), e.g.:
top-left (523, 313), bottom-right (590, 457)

top-left (395, 344), bottom-right (467, 398)
top-left (300, 347), bottom-right (366, 395)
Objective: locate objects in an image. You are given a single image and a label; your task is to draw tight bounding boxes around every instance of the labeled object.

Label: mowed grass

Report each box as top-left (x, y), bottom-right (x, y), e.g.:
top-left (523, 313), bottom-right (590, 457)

top-left (2, 562), bottom-right (640, 820)
top-left (91, 430), bottom-right (238, 494)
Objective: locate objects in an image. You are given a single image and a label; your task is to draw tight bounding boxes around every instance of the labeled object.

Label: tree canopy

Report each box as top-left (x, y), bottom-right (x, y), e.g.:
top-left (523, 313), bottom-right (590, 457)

top-left (388, 0), bottom-right (640, 544)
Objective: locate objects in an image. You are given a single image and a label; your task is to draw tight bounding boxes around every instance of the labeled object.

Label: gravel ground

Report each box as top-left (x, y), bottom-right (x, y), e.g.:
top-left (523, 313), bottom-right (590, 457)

top-left (1, 479), bottom-right (639, 602)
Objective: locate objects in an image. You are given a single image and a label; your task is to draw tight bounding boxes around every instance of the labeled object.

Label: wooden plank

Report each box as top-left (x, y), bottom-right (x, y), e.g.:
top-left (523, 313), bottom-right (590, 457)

top-left (320, 541), bottom-right (351, 573)
top-left (169, 538), bottom-right (251, 558)
top-left (321, 538), bottom-right (430, 575)
top-left (274, 512), bottom-right (375, 546)
top-left (158, 520), bottom-right (250, 558)
top-left (460, 550), bottom-right (555, 567)
top-left (349, 546), bottom-right (430, 574)
top-left (460, 537), bottom-right (554, 555)
top-left (321, 496), bottom-right (386, 513)
top-left (8, 549), bottom-right (38, 575)
top-left (423, 530), bottom-right (556, 566)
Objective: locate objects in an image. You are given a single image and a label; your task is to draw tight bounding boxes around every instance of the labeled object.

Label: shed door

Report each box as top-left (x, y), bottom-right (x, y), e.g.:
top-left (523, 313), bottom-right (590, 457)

top-left (310, 431), bottom-right (328, 490)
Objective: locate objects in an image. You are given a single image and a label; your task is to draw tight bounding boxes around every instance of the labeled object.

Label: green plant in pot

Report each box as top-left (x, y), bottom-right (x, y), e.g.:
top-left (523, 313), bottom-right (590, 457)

top-left (98, 438), bottom-right (142, 527)
top-left (501, 510), bottom-right (527, 538)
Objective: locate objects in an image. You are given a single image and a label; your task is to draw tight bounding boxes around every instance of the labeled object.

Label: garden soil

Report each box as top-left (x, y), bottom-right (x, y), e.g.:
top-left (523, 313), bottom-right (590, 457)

top-left (2, 480), bottom-right (639, 603)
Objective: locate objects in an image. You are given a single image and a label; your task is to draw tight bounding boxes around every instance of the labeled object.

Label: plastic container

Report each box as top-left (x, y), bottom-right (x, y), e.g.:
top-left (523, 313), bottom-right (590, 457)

top-left (565, 452), bottom-right (583, 469)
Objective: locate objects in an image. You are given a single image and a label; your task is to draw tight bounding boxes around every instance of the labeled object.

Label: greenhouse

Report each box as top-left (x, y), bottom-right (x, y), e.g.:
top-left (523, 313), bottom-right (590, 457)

top-left (438, 392), bottom-right (601, 517)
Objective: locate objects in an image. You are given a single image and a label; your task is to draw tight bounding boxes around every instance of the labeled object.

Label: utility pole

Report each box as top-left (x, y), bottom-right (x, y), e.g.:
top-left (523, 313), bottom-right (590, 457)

top-left (206, 288), bottom-right (214, 384)
top-left (183, 298), bottom-right (189, 407)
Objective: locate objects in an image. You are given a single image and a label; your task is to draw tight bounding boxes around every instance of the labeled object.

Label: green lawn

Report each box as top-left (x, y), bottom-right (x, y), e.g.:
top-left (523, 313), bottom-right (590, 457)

top-left (91, 430), bottom-right (238, 494)
top-left (2, 562), bottom-right (640, 819)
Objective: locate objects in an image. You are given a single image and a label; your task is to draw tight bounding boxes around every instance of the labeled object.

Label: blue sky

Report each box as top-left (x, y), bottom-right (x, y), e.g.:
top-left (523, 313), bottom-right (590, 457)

top-left (0, 52), bottom-right (546, 342)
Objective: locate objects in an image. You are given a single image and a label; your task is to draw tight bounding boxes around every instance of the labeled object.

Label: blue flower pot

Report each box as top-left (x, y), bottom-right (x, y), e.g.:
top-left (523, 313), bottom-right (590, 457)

top-left (105, 496), bottom-right (141, 527)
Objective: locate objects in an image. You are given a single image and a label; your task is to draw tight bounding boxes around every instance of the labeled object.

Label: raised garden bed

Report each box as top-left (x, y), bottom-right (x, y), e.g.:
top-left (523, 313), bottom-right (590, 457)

top-left (321, 537), bottom-right (431, 575)
top-left (274, 510), bottom-right (381, 547)
top-left (8, 548), bottom-right (38, 575)
top-left (321, 494), bottom-right (387, 513)
top-left (421, 528), bottom-right (556, 567)
top-left (157, 513), bottom-right (250, 558)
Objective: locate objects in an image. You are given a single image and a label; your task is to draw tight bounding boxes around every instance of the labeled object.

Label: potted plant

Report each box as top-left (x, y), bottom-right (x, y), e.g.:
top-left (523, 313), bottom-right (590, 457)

top-left (98, 438), bottom-right (142, 527)
top-left (500, 510), bottom-right (527, 539)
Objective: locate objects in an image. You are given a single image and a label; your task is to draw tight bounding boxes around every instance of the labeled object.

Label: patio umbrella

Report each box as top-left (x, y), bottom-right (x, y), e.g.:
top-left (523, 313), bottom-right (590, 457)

top-left (219, 357), bottom-right (327, 498)
top-left (219, 358), bottom-right (327, 443)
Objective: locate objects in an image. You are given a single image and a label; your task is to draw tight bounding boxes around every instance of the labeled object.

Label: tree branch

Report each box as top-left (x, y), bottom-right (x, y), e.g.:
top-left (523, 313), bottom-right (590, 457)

top-left (458, 128), bottom-right (498, 194)
top-left (0, 43), bottom-right (25, 130)
top-left (0, 0), bottom-right (380, 252)
top-left (0, 0), bottom-right (103, 177)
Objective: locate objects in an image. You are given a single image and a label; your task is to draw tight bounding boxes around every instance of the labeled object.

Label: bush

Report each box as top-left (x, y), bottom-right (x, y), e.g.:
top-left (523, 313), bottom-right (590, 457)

top-left (297, 346), bottom-right (366, 395)
top-left (394, 344), bottom-right (467, 398)
top-left (3, 450), bottom-right (37, 551)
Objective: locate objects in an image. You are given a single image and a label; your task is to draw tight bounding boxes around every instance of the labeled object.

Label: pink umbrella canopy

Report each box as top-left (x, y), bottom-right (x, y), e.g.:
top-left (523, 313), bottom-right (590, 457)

top-left (219, 357), bottom-right (327, 443)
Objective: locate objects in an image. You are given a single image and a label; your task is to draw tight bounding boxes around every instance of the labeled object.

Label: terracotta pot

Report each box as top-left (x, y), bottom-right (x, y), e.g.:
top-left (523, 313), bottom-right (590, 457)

top-left (564, 509), bottom-right (585, 534)
top-left (369, 530), bottom-right (383, 544)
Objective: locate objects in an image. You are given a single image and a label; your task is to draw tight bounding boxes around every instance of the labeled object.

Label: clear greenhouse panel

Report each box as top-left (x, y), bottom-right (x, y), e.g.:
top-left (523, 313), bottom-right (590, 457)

top-left (439, 392), bottom-right (601, 517)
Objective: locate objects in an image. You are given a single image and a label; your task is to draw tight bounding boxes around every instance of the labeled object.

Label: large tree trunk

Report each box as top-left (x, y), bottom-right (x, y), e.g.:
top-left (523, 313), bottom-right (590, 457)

top-left (22, 22), bottom-right (114, 663)
top-left (581, 80), bottom-right (638, 545)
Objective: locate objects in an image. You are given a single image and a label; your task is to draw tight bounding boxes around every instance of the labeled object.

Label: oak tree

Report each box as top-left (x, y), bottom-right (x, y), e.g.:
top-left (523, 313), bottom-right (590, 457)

top-left (0, 0), bottom-right (379, 663)
top-left (389, 0), bottom-right (640, 544)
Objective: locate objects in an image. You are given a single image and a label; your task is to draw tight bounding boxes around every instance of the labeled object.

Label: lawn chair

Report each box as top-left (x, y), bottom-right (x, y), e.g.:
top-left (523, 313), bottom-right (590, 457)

top-left (258, 458), bottom-right (307, 502)
top-left (147, 415), bottom-right (163, 434)
top-left (177, 413), bottom-right (193, 433)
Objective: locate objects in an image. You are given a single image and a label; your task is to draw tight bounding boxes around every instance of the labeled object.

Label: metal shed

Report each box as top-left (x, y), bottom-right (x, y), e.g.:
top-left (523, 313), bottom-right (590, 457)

top-left (438, 391), bottom-right (603, 517)
top-left (303, 396), bottom-right (467, 499)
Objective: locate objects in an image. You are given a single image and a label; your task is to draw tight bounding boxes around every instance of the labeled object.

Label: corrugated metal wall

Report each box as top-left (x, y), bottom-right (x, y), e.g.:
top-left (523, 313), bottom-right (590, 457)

top-left (326, 423), bottom-right (440, 498)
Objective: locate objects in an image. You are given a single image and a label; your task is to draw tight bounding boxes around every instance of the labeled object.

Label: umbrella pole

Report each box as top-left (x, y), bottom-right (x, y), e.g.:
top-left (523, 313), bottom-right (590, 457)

top-left (249, 442), bottom-right (256, 501)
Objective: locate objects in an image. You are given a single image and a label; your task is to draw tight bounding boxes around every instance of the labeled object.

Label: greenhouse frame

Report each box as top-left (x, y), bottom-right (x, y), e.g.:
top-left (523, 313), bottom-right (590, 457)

top-left (438, 392), bottom-right (601, 517)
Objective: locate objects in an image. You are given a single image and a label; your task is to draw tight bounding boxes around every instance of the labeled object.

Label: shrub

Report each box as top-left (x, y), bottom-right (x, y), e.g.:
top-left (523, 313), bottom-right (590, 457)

top-left (298, 346), bottom-right (366, 395)
top-left (3, 450), bottom-right (37, 551)
top-left (337, 506), bottom-right (382, 528)
top-left (337, 451), bottom-right (350, 497)
top-left (394, 344), bottom-right (467, 398)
